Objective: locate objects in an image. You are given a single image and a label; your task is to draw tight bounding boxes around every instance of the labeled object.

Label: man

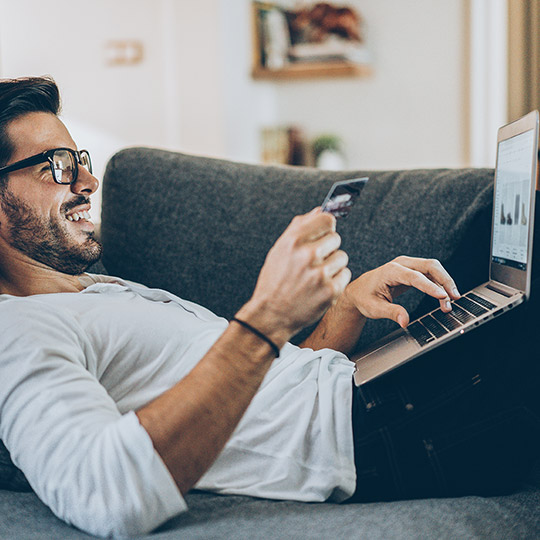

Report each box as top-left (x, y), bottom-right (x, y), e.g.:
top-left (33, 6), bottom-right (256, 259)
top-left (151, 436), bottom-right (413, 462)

top-left (0, 77), bottom-right (537, 538)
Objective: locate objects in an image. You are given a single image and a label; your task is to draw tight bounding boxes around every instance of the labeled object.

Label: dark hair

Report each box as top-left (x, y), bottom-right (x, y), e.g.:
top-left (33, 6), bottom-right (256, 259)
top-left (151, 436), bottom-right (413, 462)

top-left (0, 76), bottom-right (61, 186)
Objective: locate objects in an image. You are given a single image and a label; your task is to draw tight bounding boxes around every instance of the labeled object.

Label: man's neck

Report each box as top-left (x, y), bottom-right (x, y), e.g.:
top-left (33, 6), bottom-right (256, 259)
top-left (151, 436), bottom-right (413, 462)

top-left (0, 252), bottom-right (86, 296)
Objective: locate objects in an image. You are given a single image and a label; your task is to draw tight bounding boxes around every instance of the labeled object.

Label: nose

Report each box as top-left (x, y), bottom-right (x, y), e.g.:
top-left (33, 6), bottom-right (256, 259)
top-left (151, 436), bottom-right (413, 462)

top-left (70, 166), bottom-right (99, 196)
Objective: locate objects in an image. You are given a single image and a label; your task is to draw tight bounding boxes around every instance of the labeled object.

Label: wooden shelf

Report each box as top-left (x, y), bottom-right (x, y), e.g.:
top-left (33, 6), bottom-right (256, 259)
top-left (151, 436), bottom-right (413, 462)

top-left (252, 61), bottom-right (372, 81)
top-left (250, 3), bottom-right (373, 81)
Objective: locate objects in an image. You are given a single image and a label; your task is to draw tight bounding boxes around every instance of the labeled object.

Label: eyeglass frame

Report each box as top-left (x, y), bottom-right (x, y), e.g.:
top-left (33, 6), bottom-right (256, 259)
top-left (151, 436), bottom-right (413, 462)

top-left (0, 147), bottom-right (92, 185)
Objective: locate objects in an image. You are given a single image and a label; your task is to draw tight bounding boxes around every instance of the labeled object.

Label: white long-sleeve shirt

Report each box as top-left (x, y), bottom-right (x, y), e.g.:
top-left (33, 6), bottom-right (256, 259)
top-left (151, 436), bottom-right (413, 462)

top-left (0, 275), bottom-right (355, 537)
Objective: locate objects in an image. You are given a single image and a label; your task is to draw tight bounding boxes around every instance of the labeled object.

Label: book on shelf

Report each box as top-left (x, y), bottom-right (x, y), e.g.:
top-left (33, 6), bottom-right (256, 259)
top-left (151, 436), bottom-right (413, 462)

top-left (261, 126), bottom-right (307, 166)
top-left (288, 36), bottom-right (371, 65)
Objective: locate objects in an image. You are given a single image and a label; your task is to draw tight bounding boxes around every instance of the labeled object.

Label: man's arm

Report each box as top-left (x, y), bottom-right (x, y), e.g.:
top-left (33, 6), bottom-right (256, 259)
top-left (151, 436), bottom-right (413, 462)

top-left (301, 256), bottom-right (461, 355)
top-left (136, 209), bottom-right (351, 495)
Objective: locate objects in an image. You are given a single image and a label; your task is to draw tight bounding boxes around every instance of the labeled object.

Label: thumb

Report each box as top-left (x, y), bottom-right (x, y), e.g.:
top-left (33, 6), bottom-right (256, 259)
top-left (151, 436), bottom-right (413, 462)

top-left (390, 305), bottom-right (410, 328)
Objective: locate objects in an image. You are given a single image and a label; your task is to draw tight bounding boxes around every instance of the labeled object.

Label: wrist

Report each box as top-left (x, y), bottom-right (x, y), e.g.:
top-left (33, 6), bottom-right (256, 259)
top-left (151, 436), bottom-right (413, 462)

top-left (339, 284), bottom-right (361, 316)
top-left (235, 298), bottom-right (293, 349)
top-left (230, 317), bottom-right (281, 357)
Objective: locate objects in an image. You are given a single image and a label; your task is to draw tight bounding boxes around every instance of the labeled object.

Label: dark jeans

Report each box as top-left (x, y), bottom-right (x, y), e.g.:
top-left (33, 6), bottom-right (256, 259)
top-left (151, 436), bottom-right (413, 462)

top-left (349, 297), bottom-right (540, 502)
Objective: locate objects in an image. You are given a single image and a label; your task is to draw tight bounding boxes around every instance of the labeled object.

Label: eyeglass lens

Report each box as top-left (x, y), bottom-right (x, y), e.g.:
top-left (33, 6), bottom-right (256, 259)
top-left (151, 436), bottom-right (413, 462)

top-left (52, 150), bottom-right (75, 184)
top-left (51, 149), bottom-right (92, 184)
top-left (80, 151), bottom-right (92, 174)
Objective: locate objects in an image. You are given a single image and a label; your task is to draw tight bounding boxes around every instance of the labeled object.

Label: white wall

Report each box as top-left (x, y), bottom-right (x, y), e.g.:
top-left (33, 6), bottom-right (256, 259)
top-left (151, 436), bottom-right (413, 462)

top-left (0, 0), bottom-right (474, 196)
top-left (270, 0), bottom-right (469, 170)
top-left (0, 0), bottom-right (172, 172)
top-left (218, 0), bottom-right (472, 170)
top-left (0, 0), bottom-right (173, 220)
top-left (0, 0), bottom-right (246, 219)
top-left (219, 0), bottom-right (278, 163)
top-left (165, 0), bottom-right (227, 158)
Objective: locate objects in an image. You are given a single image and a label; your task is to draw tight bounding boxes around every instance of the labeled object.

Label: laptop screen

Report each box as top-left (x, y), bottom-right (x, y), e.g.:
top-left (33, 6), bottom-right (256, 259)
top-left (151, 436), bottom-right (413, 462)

top-left (492, 128), bottom-right (537, 271)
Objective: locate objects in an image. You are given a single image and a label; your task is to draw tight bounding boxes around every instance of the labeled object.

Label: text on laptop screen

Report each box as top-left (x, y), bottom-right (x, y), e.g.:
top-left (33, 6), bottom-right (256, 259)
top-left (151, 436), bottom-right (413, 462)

top-left (492, 129), bottom-right (536, 270)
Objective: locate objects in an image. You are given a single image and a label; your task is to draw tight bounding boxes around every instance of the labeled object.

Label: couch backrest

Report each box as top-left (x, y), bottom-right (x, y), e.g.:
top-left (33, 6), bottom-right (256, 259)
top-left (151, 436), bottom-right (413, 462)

top-left (101, 148), bottom-right (494, 347)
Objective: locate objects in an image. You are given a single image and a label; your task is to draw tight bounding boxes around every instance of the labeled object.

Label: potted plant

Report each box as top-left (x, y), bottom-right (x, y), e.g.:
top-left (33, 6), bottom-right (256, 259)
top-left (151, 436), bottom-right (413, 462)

top-left (312, 134), bottom-right (345, 169)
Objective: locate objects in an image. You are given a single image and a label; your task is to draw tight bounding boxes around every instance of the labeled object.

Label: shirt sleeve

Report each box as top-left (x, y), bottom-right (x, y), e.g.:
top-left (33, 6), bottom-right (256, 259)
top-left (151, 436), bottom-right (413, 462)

top-left (0, 300), bottom-right (186, 537)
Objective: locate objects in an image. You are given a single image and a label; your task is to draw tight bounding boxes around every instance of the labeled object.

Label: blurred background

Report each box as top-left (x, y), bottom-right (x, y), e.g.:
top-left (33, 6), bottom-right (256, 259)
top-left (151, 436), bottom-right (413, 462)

top-left (0, 0), bottom-right (538, 221)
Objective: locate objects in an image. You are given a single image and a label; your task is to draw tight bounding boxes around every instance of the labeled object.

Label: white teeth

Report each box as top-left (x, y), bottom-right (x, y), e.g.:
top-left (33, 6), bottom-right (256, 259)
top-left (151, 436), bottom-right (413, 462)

top-left (66, 210), bottom-right (91, 222)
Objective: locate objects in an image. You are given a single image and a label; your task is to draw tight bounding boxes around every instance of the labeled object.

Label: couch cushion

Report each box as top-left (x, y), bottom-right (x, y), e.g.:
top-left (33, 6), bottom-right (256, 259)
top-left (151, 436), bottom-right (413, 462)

top-left (101, 148), bottom-right (494, 348)
top-left (1, 486), bottom-right (539, 539)
top-left (0, 441), bottom-right (30, 492)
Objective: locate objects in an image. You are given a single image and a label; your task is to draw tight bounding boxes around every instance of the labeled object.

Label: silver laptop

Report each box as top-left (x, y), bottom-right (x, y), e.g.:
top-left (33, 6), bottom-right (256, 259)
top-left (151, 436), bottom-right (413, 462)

top-left (352, 110), bottom-right (539, 386)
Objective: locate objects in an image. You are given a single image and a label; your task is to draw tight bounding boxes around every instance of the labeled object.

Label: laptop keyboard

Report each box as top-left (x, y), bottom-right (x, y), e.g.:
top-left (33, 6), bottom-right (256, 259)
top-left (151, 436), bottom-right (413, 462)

top-left (407, 293), bottom-right (497, 347)
top-left (468, 292), bottom-right (497, 309)
top-left (420, 314), bottom-right (447, 338)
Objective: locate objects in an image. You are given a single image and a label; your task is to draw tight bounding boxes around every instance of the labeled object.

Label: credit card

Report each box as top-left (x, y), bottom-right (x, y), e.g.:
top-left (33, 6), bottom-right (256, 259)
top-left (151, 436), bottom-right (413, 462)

top-left (321, 177), bottom-right (368, 218)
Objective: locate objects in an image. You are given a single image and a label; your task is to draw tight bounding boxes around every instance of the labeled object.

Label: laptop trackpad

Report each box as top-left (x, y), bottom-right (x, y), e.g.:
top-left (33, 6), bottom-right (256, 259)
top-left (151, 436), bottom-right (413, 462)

top-left (353, 333), bottom-right (420, 386)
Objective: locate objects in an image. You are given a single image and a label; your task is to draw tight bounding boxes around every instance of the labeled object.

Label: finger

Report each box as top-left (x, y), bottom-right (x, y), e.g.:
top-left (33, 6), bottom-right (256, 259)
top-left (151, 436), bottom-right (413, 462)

top-left (389, 264), bottom-right (448, 300)
top-left (396, 256), bottom-right (460, 299)
top-left (322, 249), bottom-right (349, 278)
top-left (331, 267), bottom-right (352, 297)
top-left (367, 297), bottom-right (409, 328)
top-left (422, 259), bottom-right (460, 299)
top-left (388, 261), bottom-right (454, 314)
top-left (314, 232), bottom-right (342, 263)
top-left (298, 211), bottom-right (336, 242)
top-left (416, 259), bottom-right (459, 311)
top-left (407, 269), bottom-right (452, 312)
top-left (395, 306), bottom-right (410, 328)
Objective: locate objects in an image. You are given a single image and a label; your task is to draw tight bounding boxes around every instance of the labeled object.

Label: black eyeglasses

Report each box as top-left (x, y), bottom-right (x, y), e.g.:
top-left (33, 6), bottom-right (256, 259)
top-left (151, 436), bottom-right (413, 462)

top-left (0, 147), bottom-right (92, 185)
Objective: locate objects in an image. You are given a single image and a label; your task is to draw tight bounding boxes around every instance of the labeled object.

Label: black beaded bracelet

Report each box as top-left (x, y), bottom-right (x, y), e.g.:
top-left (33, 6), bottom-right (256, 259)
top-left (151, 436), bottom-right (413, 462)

top-left (230, 317), bottom-right (281, 357)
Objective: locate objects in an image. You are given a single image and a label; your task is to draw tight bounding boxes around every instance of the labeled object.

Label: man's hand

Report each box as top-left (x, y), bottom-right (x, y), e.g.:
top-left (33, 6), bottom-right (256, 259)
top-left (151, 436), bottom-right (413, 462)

top-left (343, 255), bottom-right (460, 328)
top-left (301, 256), bottom-right (460, 355)
top-left (236, 208), bottom-right (352, 347)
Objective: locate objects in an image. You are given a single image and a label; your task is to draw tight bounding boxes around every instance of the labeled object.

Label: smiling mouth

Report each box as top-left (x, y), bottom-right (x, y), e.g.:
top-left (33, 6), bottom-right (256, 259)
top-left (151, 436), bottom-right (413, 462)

top-left (66, 210), bottom-right (91, 222)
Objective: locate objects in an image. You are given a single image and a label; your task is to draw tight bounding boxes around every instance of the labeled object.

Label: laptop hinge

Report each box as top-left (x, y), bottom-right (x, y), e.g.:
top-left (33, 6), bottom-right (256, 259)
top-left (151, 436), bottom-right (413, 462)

top-left (486, 282), bottom-right (515, 298)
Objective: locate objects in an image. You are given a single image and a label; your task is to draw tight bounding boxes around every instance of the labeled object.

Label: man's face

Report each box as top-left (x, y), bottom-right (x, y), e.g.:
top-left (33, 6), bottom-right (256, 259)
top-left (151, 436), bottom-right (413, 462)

top-left (0, 112), bottom-right (102, 275)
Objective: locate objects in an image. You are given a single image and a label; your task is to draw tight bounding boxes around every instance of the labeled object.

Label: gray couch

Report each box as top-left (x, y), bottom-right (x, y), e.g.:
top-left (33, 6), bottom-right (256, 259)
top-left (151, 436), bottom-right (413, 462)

top-left (0, 148), bottom-right (538, 538)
